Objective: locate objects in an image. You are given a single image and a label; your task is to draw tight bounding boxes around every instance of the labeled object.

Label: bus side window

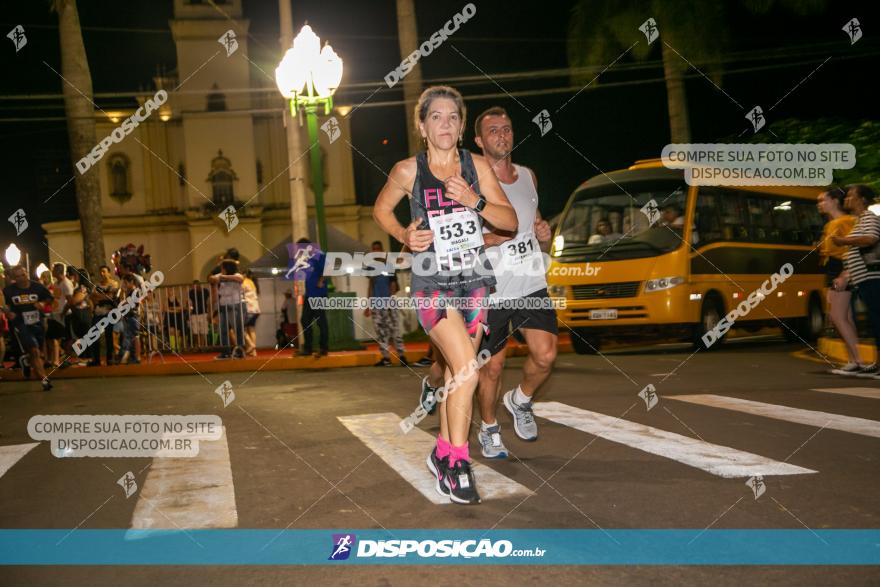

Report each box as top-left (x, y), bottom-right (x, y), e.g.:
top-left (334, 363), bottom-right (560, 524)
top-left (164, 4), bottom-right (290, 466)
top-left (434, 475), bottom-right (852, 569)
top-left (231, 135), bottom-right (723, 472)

top-left (694, 190), bottom-right (722, 245)
top-left (770, 197), bottom-right (797, 243)
top-left (746, 197), bottom-right (774, 242)
top-left (795, 200), bottom-right (824, 245)
top-left (718, 189), bottom-right (748, 241)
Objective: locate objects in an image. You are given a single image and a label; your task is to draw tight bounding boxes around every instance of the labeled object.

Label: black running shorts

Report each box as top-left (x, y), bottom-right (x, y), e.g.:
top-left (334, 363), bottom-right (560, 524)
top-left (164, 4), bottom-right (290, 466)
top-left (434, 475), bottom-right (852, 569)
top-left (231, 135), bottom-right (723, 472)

top-left (480, 288), bottom-right (558, 356)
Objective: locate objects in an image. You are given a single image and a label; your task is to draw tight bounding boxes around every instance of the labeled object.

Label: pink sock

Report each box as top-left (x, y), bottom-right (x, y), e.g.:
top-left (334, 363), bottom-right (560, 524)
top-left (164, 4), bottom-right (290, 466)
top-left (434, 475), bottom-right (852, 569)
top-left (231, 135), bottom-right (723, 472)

top-left (436, 436), bottom-right (451, 459)
top-left (448, 442), bottom-right (469, 467)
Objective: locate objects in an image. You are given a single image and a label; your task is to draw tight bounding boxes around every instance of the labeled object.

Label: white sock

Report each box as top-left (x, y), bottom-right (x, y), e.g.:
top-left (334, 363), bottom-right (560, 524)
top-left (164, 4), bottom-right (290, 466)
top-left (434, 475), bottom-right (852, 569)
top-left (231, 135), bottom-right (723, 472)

top-left (481, 420), bottom-right (497, 432)
top-left (513, 385), bottom-right (531, 405)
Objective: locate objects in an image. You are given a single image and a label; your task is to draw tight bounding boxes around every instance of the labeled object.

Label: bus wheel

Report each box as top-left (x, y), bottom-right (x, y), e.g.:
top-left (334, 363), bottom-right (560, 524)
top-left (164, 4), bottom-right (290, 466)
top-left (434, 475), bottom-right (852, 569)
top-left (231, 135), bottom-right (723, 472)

top-left (693, 296), bottom-right (724, 351)
top-left (786, 294), bottom-right (823, 342)
top-left (571, 329), bottom-right (601, 355)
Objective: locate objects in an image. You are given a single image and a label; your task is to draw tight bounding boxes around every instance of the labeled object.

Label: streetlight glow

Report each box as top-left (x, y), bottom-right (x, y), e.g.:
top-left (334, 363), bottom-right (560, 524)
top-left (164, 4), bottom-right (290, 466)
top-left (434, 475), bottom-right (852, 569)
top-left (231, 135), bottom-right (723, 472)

top-left (5, 243), bottom-right (21, 266)
top-left (275, 25), bottom-right (343, 103)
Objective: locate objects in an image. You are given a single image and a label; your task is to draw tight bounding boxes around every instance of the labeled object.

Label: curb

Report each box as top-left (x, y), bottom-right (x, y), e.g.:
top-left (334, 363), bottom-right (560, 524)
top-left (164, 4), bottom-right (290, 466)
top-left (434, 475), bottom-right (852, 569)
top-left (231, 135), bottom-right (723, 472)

top-left (815, 336), bottom-right (877, 365)
top-left (0, 338), bottom-right (577, 382)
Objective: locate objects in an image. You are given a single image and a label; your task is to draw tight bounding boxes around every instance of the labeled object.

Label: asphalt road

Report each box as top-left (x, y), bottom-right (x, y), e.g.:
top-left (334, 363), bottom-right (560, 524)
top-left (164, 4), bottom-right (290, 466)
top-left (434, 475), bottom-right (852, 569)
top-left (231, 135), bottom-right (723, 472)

top-left (0, 338), bottom-right (877, 585)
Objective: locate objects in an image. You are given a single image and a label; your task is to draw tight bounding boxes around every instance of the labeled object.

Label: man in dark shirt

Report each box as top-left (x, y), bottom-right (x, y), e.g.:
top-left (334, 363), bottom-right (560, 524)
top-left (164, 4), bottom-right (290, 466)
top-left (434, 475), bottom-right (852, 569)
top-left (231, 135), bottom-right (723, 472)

top-left (2, 265), bottom-right (53, 390)
top-left (297, 238), bottom-right (329, 357)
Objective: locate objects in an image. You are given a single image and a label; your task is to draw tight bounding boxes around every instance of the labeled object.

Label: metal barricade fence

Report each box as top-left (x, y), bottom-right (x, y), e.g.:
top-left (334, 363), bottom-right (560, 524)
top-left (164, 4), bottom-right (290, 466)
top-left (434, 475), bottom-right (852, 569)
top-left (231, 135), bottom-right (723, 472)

top-left (139, 282), bottom-right (248, 359)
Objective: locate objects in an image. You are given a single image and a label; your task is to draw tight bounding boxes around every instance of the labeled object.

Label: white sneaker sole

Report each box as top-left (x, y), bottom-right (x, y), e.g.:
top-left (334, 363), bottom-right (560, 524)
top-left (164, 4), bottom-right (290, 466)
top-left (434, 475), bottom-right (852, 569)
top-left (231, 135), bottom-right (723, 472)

top-left (480, 446), bottom-right (508, 459)
top-left (503, 392), bottom-right (538, 442)
top-left (425, 453), bottom-right (448, 497)
top-left (479, 434), bottom-right (508, 459)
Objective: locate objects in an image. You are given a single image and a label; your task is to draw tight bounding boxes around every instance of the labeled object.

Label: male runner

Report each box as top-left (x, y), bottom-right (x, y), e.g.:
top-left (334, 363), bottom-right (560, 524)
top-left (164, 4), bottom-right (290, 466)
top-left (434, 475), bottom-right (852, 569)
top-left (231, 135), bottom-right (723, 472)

top-left (2, 265), bottom-right (54, 390)
top-left (420, 107), bottom-right (557, 457)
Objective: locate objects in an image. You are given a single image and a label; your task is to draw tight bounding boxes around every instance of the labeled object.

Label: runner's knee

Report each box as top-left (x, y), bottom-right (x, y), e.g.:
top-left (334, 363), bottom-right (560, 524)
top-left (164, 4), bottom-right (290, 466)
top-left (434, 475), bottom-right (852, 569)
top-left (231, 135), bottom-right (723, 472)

top-left (531, 344), bottom-right (556, 371)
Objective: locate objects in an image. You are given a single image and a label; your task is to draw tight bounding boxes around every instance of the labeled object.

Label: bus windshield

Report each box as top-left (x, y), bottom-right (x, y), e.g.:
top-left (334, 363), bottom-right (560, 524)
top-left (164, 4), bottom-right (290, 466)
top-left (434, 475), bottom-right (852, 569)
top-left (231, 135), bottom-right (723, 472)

top-left (556, 180), bottom-right (690, 261)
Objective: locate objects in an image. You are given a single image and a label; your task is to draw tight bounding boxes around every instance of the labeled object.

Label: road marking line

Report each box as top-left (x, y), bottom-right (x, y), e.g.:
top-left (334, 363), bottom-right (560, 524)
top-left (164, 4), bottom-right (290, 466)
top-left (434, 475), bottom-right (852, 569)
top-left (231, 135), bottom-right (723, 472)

top-left (0, 443), bottom-right (38, 479)
top-left (533, 402), bottom-right (815, 478)
top-left (338, 413), bottom-right (532, 504)
top-left (812, 387), bottom-right (880, 400)
top-left (669, 394), bottom-right (880, 439)
top-left (129, 427), bottom-right (237, 530)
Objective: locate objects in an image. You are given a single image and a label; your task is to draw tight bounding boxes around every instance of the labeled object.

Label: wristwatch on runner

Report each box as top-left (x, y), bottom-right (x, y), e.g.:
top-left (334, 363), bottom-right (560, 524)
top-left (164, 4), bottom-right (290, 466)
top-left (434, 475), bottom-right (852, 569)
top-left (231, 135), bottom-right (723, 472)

top-left (472, 195), bottom-right (487, 214)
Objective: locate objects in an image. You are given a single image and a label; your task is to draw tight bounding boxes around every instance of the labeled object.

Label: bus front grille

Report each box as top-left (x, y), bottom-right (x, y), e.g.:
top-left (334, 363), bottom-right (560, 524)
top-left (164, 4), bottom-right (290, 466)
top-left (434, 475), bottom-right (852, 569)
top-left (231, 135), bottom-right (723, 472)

top-left (571, 281), bottom-right (641, 300)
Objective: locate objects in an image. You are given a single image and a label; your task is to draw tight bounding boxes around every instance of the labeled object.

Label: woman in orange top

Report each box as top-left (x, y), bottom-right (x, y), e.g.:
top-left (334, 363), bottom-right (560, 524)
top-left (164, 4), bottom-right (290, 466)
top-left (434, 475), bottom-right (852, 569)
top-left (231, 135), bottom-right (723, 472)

top-left (818, 186), bottom-right (864, 374)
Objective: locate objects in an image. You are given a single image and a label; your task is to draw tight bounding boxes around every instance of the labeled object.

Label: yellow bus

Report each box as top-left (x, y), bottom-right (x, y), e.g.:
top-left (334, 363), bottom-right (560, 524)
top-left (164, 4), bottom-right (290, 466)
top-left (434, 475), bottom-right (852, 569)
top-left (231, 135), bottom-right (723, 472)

top-left (547, 158), bottom-right (826, 353)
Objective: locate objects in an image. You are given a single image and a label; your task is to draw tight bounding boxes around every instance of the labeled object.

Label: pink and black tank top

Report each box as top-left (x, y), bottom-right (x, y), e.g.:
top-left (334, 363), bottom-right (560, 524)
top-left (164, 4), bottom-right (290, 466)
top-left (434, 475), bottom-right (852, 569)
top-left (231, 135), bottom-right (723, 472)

top-left (408, 149), bottom-right (496, 293)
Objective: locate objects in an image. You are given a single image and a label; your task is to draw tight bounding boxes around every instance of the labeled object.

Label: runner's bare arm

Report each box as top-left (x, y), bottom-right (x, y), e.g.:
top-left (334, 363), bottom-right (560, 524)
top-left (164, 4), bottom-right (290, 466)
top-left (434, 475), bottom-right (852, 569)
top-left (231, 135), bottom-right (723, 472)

top-left (446, 155), bottom-right (516, 231)
top-left (373, 160), bottom-right (433, 252)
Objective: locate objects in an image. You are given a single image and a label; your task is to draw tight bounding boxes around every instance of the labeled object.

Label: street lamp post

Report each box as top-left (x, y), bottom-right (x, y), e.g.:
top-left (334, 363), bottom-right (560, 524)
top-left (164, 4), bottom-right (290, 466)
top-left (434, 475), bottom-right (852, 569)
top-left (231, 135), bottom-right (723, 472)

top-left (275, 24), bottom-right (343, 252)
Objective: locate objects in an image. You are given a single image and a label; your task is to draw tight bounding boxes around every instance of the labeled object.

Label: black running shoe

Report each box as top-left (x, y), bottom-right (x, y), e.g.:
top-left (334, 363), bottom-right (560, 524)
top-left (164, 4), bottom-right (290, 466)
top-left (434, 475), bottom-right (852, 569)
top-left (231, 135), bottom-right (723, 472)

top-left (425, 447), bottom-right (449, 496)
top-left (413, 357), bottom-right (433, 367)
top-left (444, 459), bottom-right (481, 505)
top-left (374, 358), bottom-right (392, 367)
top-left (19, 356), bottom-right (31, 379)
top-left (398, 356), bottom-right (410, 367)
top-left (41, 377), bottom-right (52, 392)
top-left (420, 376), bottom-right (437, 415)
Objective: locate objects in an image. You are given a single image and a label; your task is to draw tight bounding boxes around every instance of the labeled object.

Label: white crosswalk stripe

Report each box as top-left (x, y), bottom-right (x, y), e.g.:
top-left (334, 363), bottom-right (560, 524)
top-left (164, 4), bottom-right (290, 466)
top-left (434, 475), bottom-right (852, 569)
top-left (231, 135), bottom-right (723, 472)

top-left (0, 443), bottom-right (38, 480)
top-left (812, 387), bottom-right (880, 400)
top-left (338, 413), bottom-right (532, 504)
top-left (127, 426), bottom-right (238, 533)
top-left (533, 401), bottom-right (816, 478)
top-left (669, 395), bottom-right (880, 439)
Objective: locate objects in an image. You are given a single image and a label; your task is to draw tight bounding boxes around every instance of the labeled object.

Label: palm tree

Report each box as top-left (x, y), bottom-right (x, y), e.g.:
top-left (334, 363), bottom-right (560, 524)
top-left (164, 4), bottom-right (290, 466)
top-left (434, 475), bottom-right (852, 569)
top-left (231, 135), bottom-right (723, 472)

top-left (568, 1), bottom-right (826, 143)
top-left (395, 0), bottom-right (424, 155)
top-left (567, 1), bottom-right (727, 143)
top-left (53, 0), bottom-right (105, 277)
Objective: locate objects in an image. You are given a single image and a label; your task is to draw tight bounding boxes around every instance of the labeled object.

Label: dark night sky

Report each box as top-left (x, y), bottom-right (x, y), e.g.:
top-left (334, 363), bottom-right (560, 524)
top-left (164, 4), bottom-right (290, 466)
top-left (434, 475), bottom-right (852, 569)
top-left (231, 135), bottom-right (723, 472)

top-left (0, 0), bottom-right (877, 265)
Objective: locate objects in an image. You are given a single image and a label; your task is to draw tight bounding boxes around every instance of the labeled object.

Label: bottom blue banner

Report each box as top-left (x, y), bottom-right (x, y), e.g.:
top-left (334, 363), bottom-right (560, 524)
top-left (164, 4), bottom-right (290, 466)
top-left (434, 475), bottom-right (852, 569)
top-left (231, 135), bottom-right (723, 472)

top-left (0, 529), bottom-right (878, 565)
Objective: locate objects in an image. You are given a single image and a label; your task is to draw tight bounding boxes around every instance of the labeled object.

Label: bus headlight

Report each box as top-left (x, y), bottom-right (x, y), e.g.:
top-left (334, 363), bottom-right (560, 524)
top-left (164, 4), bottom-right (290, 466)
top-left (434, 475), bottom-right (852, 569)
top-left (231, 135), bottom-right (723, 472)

top-left (644, 276), bottom-right (685, 292)
top-left (548, 284), bottom-right (567, 297)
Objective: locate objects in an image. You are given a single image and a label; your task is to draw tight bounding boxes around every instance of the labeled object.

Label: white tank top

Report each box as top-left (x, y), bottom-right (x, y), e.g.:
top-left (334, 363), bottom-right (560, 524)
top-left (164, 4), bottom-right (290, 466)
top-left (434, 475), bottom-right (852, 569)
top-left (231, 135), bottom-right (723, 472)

top-left (486, 164), bottom-right (547, 300)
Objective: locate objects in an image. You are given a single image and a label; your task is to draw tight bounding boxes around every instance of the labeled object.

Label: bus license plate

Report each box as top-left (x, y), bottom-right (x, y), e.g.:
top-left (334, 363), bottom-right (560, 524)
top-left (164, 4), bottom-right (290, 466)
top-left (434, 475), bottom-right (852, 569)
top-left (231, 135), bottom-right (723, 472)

top-left (590, 309), bottom-right (618, 320)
